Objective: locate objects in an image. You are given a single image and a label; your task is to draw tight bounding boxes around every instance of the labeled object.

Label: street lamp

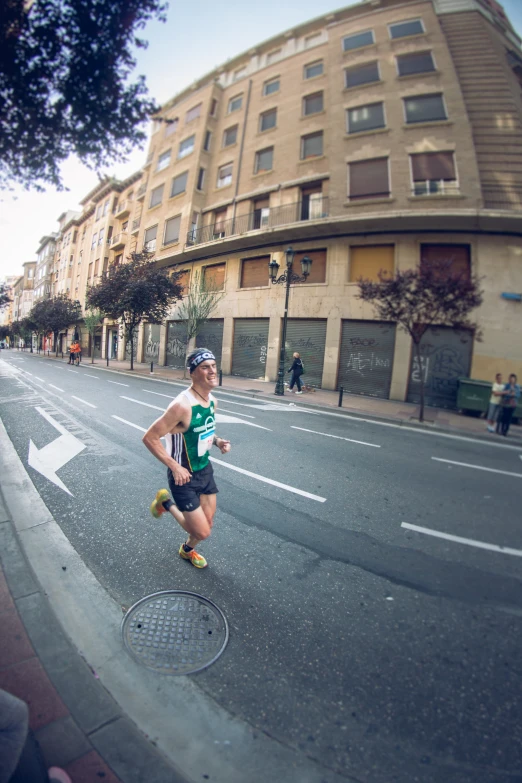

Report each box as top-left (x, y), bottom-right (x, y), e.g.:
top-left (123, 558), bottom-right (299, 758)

top-left (269, 246), bottom-right (312, 396)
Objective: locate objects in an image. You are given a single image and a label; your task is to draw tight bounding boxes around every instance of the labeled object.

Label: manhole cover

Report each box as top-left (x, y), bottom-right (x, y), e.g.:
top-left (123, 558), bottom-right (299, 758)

top-left (122, 591), bottom-right (229, 675)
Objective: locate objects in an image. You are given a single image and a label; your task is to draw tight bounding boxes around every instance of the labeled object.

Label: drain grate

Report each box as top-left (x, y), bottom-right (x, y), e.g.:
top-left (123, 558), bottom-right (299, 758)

top-left (122, 591), bottom-right (229, 675)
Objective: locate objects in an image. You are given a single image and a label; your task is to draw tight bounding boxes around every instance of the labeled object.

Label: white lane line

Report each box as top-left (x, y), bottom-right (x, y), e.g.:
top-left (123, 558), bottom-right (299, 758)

top-left (85, 374), bottom-right (100, 379)
top-left (34, 376), bottom-right (45, 382)
top-left (217, 408), bottom-right (256, 419)
top-left (432, 457), bottom-right (522, 479)
top-left (24, 371), bottom-right (33, 375)
top-left (291, 426), bottom-right (380, 448)
top-left (401, 522), bottom-right (522, 557)
top-left (108, 381), bottom-right (129, 387)
top-left (112, 416), bottom-right (146, 433)
top-left (71, 395), bottom-right (97, 409)
top-left (141, 390), bottom-right (173, 399)
top-left (120, 395), bottom-right (163, 411)
top-left (67, 369), bottom-right (79, 374)
top-left (49, 384), bottom-right (65, 392)
top-left (210, 457), bottom-right (326, 502)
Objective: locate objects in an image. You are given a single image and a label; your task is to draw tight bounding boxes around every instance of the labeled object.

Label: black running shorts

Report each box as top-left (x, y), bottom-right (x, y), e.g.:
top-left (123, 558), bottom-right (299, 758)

top-left (167, 462), bottom-right (218, 512)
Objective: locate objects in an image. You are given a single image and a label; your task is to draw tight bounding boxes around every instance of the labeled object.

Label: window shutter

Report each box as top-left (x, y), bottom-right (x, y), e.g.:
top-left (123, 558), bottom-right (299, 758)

top-left (164, 216), bottom-right (181, 245)
top-left (420, 244), bottom-right (471, 280)
top-left (349, 158), bottom-right (389, 199)
top-left (294, 250), bottom-right (327, 284)
top-left (204, 264), bottom-right (226, 291)
top-left (240, 256), bottom-right (270, 288)
top-left (411, 152), bottom-right (455, 181)
top-left (349, 246), bottom-right (394, 282)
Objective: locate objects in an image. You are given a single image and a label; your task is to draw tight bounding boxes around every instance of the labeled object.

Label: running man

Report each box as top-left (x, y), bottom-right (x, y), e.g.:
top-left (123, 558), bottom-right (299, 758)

top-left (142, 348), bottom-right (230, 568)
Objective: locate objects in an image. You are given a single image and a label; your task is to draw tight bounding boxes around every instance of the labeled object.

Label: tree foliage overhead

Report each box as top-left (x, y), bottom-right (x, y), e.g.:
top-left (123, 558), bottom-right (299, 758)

top-left (0, 283), bottom-right (11, 310)
top-left (86, 252), bottom-right (183, 369)
top-left (0, 0), bottom-right (167, 190)
top-left (357, 260), bottom-right (483, 421)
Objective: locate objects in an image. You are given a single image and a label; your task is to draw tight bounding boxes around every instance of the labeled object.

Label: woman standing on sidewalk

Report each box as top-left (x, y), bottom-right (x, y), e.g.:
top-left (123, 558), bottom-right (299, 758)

top-left (486, 373), bottom-right (505, 432)
top-left (287, 352), bottom-right (304, 394)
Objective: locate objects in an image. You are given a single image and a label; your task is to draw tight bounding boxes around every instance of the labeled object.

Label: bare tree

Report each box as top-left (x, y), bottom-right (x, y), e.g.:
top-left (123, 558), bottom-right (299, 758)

top-left (357, 260), bottom-right (483, 422)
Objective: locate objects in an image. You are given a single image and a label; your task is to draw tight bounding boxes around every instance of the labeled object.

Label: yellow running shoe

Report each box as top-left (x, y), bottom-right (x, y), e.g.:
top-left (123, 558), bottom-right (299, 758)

top-left (179, 544), bottom-right (207, 568)
top-left (150, 489), bottom-right (171, 519)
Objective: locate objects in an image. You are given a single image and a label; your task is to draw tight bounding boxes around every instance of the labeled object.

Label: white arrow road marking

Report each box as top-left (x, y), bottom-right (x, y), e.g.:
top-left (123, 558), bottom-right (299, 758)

top-left (402, 522), bottom-right (522, 557)
top-left (210, 457), bottom-right (326, 502)
top-left (28, 407), bottom-right (85, 496)
top-left (431, 457), bottom-right (522, 479)
top-left (71, 396), bottom-right (97, 408)
top-left (48, 384), bottom-right (64, 392)
top-left (291, 426), bottom-right (380, 448)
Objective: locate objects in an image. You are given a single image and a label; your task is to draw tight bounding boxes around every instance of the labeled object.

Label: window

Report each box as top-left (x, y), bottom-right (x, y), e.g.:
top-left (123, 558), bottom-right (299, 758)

top-left (266, 49), bottom-right (281, 64)
top-left (252, 198), bottom-right (270, 229)
top-left (96, 204), bottom-right (102, 220)
top-left (303, 92), bottom-right (323, 116)
top-left (150, 184), bottom-right (164, 208)
top-left (91, 233), bottom-right (97, 249)
top-left (204, 130), bottom-right (212, 151)
top-left (88, 262), bottom-right (93, 279)
top-left (173, 269), bottom-right (190, 294)
top-left (165, 118), bottom-right (178, 137)
top-left (347, 102), bottom-right (385, 134)
top-left (197, 167), bottom-right (205, 190)
top-left (410, 152), bottom-right (457, 195)
top-left (186, 103), bottom-right (202, 123)
top-left (263, 78), bottom-right (279, 96)
top-left (228, 95), bottom-right (243, 112)
top-left (349, 158), bottom-right (390, 200)
top-left (94, 259), bottom-right (99, 277)
top-left (343, 30), bottom-right (374, 51)
top-left (164, 216), bottom-right (181, 246)
top-left (204, 263), bottom-right (226, 291)
top-left (98, 227), bottom-right (105, 245)
top-left (178, 135), bottom-right (195, 158)
top-left (213, 208), bottom-right (228, 237)
top-left (240, 256), bottom-right (270, 288)
top-left (293, 249), bottom-right (327, 284)
top-left (255, 147), bottom-right (273, 173)
top-left (305, 61), bottom-right (323, 79)
top-left (217, 164), bottom-right (233, 188)
top-left (171, 171), bottom-right (188, 197)
top-left (349, 246), bottom-right (394, 282)
top-left (260, 109), bottom-right (277, 132)
top-left (223, 126), bottom-right (238, 146)
top-left (156, 150), bottom-right (171, 171)
top-left (144, 226), bottom-right (157, 252)
top-left (234, 66), bottom-right (247, 81)
top-left (102, 200), bottom-right (109, 217)
top-left (305, 32), bottom-right (322, 49)
top-left (345, 61), bottom-right (380, 88)
top-left (420, 244), bottom-right (470, 281)
top-left (397, 51), bottom-right (435, 76)
top-left (114, 254), bottom-right (123, 266)
top-left (301, 131), bottom-right (323, 159)
top-left (389, 19), bottom-right (424, 39)
top-left (300, 187), bottom-right (325, 220)
top-left (404, 94), bottom-right (447, 123)
top-left (210, 99), bottom-right (218, 117)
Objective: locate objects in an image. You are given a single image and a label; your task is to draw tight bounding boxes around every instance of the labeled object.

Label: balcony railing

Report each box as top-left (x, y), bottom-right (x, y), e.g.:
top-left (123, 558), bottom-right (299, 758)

top-left (111, 231), bottom-right (128, 249)
top-left (482, 186), bottom-right (522, 211)
top-left (114, 200), bottom-right (131, 218)
top-left (186, 197), bottom-right (329, 246)
top-left (131, 218), bottom-right (141, 233)
top-left (411, 180), bottom-right (460, 197)
top-left (137, 184), bottom-right (147, 200)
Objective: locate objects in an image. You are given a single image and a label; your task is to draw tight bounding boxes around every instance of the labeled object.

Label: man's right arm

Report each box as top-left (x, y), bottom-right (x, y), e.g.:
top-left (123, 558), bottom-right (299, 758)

top-left (142, 402), bottom-right (191, 485)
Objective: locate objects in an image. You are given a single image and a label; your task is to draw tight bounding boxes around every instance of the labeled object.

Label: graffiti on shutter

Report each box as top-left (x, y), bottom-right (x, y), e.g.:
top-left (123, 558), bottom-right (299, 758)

top-left (232, 319), bottom-right (269, 379)
top-left (284, 319), bottom-right (327, 388)
top-left (196, 319), bottom-right (224, 368)
top-left (338, 321), bottom-right (396, 398)
top-left (166, 320), bottom-right (188, 369)
top-left (144, 324), bottom-right (161, 361)
top-left (407, 327), bottom-right (472, 409)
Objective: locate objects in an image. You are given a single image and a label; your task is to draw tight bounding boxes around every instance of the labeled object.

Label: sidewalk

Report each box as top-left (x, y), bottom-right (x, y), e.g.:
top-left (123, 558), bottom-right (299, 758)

top-left (18, 349), bottom-right (522, 443)
top-left (0, 491), bottom-right (181, 783)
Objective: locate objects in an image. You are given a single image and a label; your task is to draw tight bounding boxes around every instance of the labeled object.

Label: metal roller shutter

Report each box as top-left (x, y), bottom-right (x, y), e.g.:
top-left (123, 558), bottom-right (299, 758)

top-left (232, 318), bottom-right (269, 379)
top-left (338, 321), bottom-right (396, 398)
top-left (407, 327), bottom-right (472, 409)
top-left (166, 320), bottom-right (188, 369)
top-left (144, 324), bottom-right (161, 362)
top-left (196, 319), bottom-right (224, 368)
top-left (284, 319), bottom-right (327, 388)
top-left (125, 333), bottom-right (137, 359)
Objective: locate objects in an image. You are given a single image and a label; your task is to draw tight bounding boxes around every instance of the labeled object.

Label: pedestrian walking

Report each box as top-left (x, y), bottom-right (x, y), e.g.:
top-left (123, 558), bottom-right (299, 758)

top-left (74, 341), bottom-right (81, 366)
top-left (486, 373), bottom-right (505, 432)
top-left (498, 374), bottom-right (520, 436)
top-left (143, 348), bottom-right (231, 569)
top-left (68, 341), bottom-right (76, 364)
top-left (287, 352), bottom-right (304, 393)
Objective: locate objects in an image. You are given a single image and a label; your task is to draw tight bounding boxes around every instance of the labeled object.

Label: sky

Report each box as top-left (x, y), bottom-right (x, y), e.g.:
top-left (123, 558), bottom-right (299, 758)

top-left (1, 0), bottom-right (521, 281)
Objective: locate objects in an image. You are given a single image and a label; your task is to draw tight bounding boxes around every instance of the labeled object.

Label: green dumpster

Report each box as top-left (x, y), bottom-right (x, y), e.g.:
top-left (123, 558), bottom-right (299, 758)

top-left (457, 378), bottom-right (492, 416)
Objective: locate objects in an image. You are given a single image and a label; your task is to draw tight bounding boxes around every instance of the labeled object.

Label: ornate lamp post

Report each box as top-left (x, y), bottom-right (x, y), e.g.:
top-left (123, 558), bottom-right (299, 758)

top-left (269, 247), bottom-right (312, 396)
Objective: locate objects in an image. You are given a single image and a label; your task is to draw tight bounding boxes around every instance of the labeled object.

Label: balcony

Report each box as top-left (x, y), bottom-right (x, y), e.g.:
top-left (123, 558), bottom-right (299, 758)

top-left (111, 231), bottom-right (128, 250)
top-left (412, 181), bottom-right (460, 197)
top-left (137, 184), bottom-right (147, 200)
top-left (131, 218), bottom-right (141, 234)
top-left (143, 152), bottom-right (154, 168)
top-left (186, 197), bottom-right (329, 246)
top-left (482, 185), bottom-right (522, 211)
top-left (114, 200), bottom-right (131, 218)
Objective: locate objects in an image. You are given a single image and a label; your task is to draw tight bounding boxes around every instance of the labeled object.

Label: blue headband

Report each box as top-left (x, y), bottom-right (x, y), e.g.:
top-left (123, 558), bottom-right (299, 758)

top-left (188, 350), bottom-right (216, 373)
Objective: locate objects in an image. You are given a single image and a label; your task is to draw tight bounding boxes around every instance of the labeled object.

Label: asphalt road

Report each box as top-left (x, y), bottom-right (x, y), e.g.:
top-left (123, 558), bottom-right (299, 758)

top-left (1, 351), bottom-right (521, 783)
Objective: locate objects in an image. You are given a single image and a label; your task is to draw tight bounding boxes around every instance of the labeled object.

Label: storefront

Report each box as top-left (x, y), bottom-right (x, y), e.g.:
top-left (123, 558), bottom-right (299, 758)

top-left (166, 320), bottom-right (187, 369)
top-left (407, 327), bottom-right (473, 409)
top-left (337, 320), bottom-right (396, 398)
top-left (284, 319), bottom-right (327, 388)
top-left (196, 319), bottom-right (224, 368)
top-left (144, 324), bottom-right (161, 362)
top-left (231, 318), bottom-right (269, 379)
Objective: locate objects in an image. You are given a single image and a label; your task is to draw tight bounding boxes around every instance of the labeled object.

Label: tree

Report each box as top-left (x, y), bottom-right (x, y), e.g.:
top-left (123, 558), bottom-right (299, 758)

top-left (0, 0), bottom-right (167, 190)
top-left (86, 252), bottom-right (183, 370)
top-left (357, 261), bottom-right (483, 422)
top-left (0, 283), bottom-right (11, 310)
top-left (29, 294), bottom-right (82, 355)
top-left (83, 308), bottom-right (102, 363)
top-left (172, 269), bottom-right (225, 378)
